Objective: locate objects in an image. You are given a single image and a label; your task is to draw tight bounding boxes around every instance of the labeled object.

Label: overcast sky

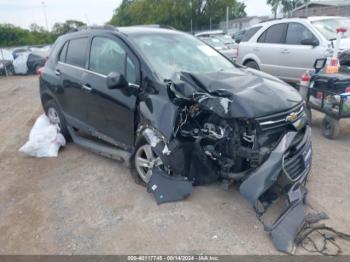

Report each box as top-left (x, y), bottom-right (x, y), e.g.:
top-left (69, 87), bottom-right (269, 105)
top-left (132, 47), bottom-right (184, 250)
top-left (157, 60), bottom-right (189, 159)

top-left (0, 0), bottom-right (272, 30)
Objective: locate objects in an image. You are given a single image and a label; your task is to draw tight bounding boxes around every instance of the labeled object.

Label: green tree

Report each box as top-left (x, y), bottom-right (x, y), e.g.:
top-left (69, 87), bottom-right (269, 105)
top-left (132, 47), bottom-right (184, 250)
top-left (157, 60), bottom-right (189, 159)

top-left (267, 0), bottom-right (309, 18)
top-left (267, 0), bottom-right (281, 19)
top-left (52, 20), bottom-right (86, 35)
top-left (110, 0), bottom-right (246, 31)
top-left (281, 0), bottom-right (308, 17)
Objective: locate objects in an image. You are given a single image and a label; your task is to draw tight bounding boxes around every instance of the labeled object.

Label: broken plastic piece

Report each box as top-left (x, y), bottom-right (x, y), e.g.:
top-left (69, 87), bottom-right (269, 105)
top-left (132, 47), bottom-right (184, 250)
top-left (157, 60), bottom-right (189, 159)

top-left (143, 128), bottom-right (161, 147)
top-left (147, 167), bottom-right (192, 205)
top-left (264, 184), bottom-right (307, 253)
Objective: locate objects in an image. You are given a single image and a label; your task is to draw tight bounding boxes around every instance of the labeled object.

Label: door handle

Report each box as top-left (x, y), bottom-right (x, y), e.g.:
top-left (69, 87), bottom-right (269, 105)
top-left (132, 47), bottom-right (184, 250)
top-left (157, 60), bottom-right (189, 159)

top-left (253, 47), bottom-right (259, 52)
top-left (82, 84), bottom-right (92, 92)
top-left (55, 69), bottom-right (61, 76)
top-left (281, 49), bottom-right (290, 54)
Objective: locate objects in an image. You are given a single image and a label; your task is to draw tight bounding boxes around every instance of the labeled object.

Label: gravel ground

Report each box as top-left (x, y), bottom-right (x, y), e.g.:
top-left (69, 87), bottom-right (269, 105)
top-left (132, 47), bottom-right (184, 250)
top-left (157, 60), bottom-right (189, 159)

top-left (0, 75), bottom-right (349, 255)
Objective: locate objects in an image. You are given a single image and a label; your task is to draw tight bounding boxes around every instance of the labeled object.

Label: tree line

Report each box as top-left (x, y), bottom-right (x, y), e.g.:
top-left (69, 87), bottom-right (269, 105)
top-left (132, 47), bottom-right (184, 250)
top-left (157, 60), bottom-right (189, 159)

top-left (0, 20), bottom-right (86, 47)
top-left (0, 0), bottom-right (310, 47)
top-left (110, 0), bottom-right (246, 31)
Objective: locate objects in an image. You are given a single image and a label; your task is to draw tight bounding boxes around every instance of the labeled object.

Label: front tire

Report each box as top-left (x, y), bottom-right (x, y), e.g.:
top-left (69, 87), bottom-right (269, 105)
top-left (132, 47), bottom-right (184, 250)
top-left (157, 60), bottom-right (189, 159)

top-left (244, 60), bottom-right (260, 70)
top-left (130, 137), bottom-right (163, 186)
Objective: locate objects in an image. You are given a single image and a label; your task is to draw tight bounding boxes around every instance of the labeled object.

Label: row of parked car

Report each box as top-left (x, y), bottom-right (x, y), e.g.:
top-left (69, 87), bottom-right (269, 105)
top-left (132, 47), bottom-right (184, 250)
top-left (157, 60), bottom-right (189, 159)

top-left (0, 45), bottom-right (50, 76)
top-left (197, 16), bottom-right (350, 84)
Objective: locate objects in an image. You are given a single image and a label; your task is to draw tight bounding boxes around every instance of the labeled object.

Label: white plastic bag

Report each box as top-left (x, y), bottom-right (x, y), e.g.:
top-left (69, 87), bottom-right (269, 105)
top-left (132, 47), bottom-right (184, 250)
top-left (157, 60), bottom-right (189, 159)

top-left (19, 114), bottom-right (66, 158)
top-left (13, 52), bottom-right (30, 74)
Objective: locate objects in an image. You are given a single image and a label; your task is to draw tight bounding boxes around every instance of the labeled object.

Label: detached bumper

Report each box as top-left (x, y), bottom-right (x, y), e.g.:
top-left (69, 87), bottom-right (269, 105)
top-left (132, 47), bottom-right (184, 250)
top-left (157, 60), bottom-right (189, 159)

top-left (240, 126), bottom-right (312, 253)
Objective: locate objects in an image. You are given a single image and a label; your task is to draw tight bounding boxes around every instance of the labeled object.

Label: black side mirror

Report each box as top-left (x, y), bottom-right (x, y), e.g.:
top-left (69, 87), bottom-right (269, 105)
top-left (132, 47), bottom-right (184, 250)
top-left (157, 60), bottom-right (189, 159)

top-left (235, 39), bottom-right (241, 44)
top-left (301, 38), bottom-right (319, 47)
top-left (314, 58), bottom-right (327, 73)
top-left (106, 72), bottom-right (128, 89)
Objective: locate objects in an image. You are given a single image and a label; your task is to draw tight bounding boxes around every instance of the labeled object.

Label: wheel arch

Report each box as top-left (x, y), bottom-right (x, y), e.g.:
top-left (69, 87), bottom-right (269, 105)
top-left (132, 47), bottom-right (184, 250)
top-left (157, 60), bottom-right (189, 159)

top-left (241, 53), bottom-right (261, 67)
top-left (40, 91), bottom-right (63, 114)
top-left (41, 93), bottom-right (54, 111)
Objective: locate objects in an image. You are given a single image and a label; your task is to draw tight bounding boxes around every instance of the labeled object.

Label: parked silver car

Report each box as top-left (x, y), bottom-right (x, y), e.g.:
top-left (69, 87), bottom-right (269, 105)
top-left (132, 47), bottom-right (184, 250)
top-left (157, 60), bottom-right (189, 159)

top-left (237, 16), bottom-right (350, 83)
top-left (196, 30), bottom-right (238, 60)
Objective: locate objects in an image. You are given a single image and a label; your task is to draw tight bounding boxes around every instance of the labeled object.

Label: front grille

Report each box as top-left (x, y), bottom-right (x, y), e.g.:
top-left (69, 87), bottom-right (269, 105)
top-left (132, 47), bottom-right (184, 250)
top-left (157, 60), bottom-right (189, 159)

top-left (283, 154), bottom-right (305, 180)
top-left (282, 128), bottom-right (311, 181)
top-left (257, 104), bottom-right (304, 131)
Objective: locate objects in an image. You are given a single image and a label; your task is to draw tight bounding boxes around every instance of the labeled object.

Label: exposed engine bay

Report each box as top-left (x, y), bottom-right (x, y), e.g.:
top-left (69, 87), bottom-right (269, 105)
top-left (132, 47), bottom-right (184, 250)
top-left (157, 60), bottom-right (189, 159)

top-left (138, 71), bottom-right (312, 253)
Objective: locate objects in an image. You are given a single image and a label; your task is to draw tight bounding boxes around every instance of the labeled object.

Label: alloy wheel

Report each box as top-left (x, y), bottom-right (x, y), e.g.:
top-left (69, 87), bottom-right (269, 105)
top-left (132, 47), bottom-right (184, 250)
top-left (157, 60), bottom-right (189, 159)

top-left (135, 144), bottom-right (163, 183)
top-left (47, 107), bottom-right (60, 126)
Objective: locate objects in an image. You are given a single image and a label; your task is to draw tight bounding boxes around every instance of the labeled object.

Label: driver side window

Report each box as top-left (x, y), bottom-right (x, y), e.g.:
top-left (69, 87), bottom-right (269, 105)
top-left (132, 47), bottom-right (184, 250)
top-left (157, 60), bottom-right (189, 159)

top-left (89, 37), bottom-right (136, 83)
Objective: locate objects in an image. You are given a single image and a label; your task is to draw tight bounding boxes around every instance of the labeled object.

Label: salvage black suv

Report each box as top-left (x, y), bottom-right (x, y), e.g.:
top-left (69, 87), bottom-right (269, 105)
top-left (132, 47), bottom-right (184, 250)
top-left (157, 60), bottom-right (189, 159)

top-left (40, 25), bottom-right (312, 253)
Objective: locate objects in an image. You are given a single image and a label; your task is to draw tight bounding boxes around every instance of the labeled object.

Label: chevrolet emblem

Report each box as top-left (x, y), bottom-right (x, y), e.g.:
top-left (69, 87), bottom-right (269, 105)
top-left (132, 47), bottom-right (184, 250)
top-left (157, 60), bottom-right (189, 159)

top-left (286, 112), bottom-right (298, 122)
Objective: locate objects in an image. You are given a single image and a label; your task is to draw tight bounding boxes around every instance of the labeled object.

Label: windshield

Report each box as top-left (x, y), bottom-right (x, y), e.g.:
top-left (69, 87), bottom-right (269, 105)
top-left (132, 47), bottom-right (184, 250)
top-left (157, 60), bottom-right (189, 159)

top-left (312, 18), bottom-right (350, 40)
top-left (130, 32), bottom-right (237, 80)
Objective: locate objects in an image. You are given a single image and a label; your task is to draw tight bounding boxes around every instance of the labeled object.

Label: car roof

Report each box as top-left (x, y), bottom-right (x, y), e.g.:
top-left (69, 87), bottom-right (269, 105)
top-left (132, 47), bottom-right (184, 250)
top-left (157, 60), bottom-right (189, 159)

top-left (59, 25), bottom-right (183, 41)
top-left (257, 16), bottom-right (347, 27)
top-left (307, 16), bottom-right (346, 22)
top-left (118, 26), bottom-right (181, 36)
top-left (195, 30), bottom-right (225, 37)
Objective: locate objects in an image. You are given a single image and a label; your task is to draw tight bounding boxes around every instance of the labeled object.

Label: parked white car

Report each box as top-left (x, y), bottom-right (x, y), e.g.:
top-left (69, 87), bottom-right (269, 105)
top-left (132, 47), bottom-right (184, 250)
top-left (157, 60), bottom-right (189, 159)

top-left (236, 16), bottom-right (350, 83)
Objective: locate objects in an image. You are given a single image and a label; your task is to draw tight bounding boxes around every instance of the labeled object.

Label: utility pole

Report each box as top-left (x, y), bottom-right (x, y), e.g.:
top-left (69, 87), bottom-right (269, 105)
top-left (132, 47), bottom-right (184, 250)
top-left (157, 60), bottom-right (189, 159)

top-left (41, 1), bottom-right (49, 31)
top-left (304, 0), bottom-right (309, 17)
top-left (210, 16), bottom-right (212, 31)
top-left (190, 19), bottom-right (193, 34)
top-left (226, 6), bottom-right (229, 34)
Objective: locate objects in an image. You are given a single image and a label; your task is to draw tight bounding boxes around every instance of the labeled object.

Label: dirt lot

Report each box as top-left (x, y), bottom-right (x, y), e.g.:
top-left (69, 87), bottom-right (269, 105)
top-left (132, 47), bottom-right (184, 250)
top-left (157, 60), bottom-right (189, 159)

top-left (0, 75), bottom-right (349, 255)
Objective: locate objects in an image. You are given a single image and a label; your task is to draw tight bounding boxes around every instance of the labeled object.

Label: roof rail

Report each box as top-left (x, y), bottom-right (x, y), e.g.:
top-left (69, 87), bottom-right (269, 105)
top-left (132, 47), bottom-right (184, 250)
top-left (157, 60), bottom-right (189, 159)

top-left (132, 24), bottom-right (176, 30)
top-left (68, 25), bottom-right (118, 33)
top-left (259, 18), bottom-right (284, 23)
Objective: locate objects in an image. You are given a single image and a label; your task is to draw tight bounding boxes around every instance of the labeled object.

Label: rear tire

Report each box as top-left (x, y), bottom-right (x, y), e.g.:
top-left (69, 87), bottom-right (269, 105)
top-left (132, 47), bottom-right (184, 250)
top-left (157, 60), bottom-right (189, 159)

top-left (244, 60), bottom-right (260, 70)
top-left (43, 99), bottom-right (70, 140)
top-left (321, 116), bottom-right (340, 139)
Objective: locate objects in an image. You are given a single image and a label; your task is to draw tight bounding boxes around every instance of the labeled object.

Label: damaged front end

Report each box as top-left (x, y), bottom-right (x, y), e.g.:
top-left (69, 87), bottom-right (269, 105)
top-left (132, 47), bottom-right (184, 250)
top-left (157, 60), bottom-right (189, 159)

top-left (139, 71), bottom-right (312, 253)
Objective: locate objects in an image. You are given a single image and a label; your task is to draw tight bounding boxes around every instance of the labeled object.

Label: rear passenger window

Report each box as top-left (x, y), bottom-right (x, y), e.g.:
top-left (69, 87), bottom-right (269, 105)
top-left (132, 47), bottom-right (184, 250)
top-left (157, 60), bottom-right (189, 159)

top-left (66, 38), bottom-right (88, 67)
top-left (258, 24), bottom-right (286, 44)
top-left (241, 26), bottom-right (262, 42)
top-left (286, 23), bottom-right (316, 45)
top-left (58, 41), bottom-right (68, 62)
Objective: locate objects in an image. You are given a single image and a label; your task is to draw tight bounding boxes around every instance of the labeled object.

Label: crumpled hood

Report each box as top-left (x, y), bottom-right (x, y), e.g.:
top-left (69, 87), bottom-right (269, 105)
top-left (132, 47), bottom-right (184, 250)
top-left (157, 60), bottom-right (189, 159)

top-left (176, 68), bottom-right (303, 119)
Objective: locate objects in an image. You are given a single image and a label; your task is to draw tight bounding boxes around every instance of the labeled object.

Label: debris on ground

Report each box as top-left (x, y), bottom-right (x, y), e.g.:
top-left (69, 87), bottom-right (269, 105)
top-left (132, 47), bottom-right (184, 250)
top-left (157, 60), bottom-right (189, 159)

top-left (295, 212), bottom-right (350, 255)
top-left (147, 167), bottom-right (192, 205)
top-left (19, 114), bottom-right (65, 157)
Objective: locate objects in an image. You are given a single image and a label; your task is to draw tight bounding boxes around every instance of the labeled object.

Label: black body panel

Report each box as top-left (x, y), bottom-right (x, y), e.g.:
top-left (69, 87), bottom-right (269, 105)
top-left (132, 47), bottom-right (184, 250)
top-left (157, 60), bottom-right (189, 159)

top-left (39, 26), bottom-right (313, 253)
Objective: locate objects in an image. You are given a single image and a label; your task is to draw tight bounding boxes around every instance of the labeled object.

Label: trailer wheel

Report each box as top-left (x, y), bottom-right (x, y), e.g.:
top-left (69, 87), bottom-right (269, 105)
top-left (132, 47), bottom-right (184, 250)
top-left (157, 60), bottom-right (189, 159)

top-left (321, 116), bottom-right (340, 139)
